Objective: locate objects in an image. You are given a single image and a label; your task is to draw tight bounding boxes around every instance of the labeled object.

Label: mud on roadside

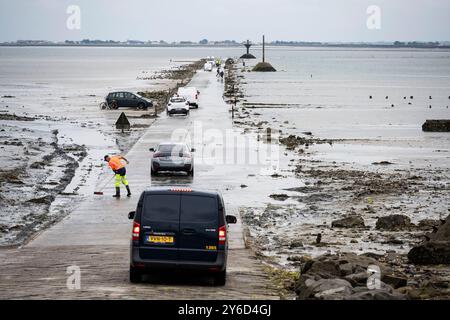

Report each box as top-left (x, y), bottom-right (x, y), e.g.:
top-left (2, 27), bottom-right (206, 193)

top-left (0, 123), bottom-right (86, 246)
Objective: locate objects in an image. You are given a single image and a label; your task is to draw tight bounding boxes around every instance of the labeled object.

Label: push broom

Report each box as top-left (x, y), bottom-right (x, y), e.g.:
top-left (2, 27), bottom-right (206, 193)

top-left (93, 175), bottom-right (115, 195)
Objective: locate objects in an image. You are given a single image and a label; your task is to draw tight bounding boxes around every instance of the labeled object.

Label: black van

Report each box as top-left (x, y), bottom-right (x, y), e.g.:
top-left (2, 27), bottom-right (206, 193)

top-left (128, 187), bottom-right (237, 285)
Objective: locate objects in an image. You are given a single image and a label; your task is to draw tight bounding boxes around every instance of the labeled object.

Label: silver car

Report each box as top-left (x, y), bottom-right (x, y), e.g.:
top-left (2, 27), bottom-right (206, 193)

top-left (149, 142), bottom-right (194, 176)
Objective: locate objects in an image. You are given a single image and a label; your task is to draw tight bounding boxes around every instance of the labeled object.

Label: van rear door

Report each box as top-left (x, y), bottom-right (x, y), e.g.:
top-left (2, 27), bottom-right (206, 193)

top-left (139, 193), bottom-right (180, 261)
top-left (179, 194), bottom-right (219, 262)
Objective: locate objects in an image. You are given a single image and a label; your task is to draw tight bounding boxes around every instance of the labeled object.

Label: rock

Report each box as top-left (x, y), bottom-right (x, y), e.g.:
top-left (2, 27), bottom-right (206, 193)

top-left (301, 253), bottom-right (390, 278)
top-left (289, 239), bottom-right (304, 249)
top-left (422, 120), bottom-right (450, 132)
top-left (344, 272), bottom-right (368, 286)
top-left (408, 215), bottom-right (450, 265)
top-left (269, 194), bottom-right (289, 201)
top-left (294, 252), bottom-right (401, 299)
top-left (408, 242), bottom-right (450, 265)
top-left (376, 215), bottom-right (412, 231)
top-left (417, 219), bottom-right (441, 231)
top-left (252, 62), bottom-right (276, 72)
top-left (385, 237), bottom-right (404, 245)
top-left (372, 161), bottom-right (394, 165)
top-left (302, 260), bottom-right (341, 278)
top-left (27, 195), bottom-right (55, 205)
top-left (339, 263), bottom-right (354, 276)
top-left (381, 274), bottom-right (408, 289)
top-left (296, 277), bottom-right (353, 299)
top-left (30, 161), bottom-right (46, 169)
top-left (331, 215), bottom-right (365, 228)
top-left (346, 289), bottom-right (405, 300)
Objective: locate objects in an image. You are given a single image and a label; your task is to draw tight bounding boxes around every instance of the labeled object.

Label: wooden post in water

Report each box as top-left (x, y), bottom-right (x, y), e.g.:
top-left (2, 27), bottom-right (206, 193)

top-left (262, 35), bottom-right (265, 63)
top-left (231, 84), bottom-right (235, 119)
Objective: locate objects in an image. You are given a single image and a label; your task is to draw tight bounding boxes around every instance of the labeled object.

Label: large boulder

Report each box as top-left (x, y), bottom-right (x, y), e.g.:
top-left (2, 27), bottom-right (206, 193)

top-left (294, 252), bottom-right (408, 300)
top-left (296, 277), bottom-right (353, 300)
top-left (376, 214), bottom-right (412, 231)
top-left (332, 215), bottom-right (365, 228)
top-left (346, 288), bottom-right (405, 300)
top-left (408, 215), bottom-right (450, 265)
top-left (422, 120), bottom-right (450, 132)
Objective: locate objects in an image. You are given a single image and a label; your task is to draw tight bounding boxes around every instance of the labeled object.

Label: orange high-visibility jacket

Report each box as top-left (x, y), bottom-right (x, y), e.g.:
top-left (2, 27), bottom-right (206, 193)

top-left (108, 156), bottom-right (125, 171)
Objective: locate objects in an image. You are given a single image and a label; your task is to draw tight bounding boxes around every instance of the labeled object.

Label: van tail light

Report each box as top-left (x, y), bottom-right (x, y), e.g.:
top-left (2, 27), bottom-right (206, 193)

top-left (132, 221), bottom-right (140, 241)
top-left (218, 225), bottom-right (226, 245)
top-left (153, 152), bottom-right (162, 158)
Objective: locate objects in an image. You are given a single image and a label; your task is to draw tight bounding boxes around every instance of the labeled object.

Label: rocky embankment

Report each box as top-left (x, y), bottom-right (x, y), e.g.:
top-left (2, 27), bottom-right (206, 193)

top-left (225, 59), bottom-right (450, 299)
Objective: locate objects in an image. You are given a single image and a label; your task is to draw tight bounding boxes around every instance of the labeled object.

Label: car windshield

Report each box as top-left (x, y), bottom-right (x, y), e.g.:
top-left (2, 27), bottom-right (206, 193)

top-left (170, 97), bottom-right (185, 103)
top-left (158, 144), bottom-right (188, 154)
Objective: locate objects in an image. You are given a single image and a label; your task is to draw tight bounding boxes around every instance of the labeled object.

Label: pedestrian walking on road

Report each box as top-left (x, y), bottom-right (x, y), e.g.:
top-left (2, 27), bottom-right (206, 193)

top-left (104, 154), bottom-right (131, 198)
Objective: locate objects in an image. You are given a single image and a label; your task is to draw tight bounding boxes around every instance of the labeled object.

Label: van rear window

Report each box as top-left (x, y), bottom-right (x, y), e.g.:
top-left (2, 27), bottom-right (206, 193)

top-left (143, 194), bottom-right (179, 221)
top-left (180, 196), bottom-right (218, 223)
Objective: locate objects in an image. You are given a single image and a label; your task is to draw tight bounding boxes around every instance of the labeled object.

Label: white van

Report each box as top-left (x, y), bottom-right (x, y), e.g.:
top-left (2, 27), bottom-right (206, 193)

top-left (177, 87), bottom-right (199, 108)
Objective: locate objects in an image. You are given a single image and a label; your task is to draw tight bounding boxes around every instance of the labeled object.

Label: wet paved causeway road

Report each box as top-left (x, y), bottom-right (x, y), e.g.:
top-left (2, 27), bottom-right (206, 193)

top-left (0, 70), bottom-right (280, 299)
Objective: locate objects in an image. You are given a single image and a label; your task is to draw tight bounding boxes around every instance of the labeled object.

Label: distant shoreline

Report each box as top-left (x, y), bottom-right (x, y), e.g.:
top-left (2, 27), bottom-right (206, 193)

top-left (1, 43), bottom-right (450, 50)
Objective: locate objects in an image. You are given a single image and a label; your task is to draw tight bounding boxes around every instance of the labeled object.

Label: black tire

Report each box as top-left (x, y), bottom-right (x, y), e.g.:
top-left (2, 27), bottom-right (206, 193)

top-left (130, 266), bottom-right (142, 283)
top-left (110, 100), bottom-right (118, 109)
top-left (151, 168), bottom-right (158, 176)
top-left (137, 102), bottom-right (145, 110)
top-left (213, 270), bottom-right (226, 286)
top-left (188, 167), bottom-right (194, 177)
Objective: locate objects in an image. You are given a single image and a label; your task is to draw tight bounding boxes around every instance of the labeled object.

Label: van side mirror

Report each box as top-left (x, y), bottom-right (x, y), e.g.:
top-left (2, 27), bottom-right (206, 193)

top-left (191, 148), bottom-right (195, 152)
top-left (226, 215), bottom-right (237, 224)
top-left (149, 147), bottom-right (155, 152)
top-left (128, 211), bottom-right (135, 220)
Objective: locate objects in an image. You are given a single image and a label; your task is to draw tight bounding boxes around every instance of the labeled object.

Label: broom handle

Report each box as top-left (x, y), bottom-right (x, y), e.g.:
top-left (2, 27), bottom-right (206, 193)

top-left (96, 173), bottom-right (116, 192)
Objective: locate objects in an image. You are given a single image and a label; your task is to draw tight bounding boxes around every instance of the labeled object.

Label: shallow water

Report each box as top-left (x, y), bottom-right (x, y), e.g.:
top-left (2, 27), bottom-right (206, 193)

top-left (238, 47), bottom-right (450, 167)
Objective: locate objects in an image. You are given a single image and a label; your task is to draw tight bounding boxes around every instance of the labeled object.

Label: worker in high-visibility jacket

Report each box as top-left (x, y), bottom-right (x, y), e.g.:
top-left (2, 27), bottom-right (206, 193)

top-left (104, 154), bottom-right (131, 198)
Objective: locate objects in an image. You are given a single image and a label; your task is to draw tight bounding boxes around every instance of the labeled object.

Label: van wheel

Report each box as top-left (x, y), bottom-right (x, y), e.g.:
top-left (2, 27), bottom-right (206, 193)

top-left (130, 266), bottom-right (142, 283)
top-left (137, 103), bottom-right (145, 110)
top-left (213, 270), bottom-right (226, 286)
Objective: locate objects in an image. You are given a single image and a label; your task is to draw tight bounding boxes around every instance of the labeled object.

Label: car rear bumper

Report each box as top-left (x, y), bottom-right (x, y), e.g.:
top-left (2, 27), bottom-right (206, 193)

top-left (152, 162), bottom-right (192, 172)
top-left (168, 108), bottom-right (189, 114)
top-left (130, 247), bottom-right (227, 272)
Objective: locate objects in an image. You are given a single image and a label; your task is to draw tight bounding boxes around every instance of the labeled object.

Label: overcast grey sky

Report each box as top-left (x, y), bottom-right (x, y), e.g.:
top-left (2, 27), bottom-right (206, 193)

top-left (0, 0), bottom-right (449, 42)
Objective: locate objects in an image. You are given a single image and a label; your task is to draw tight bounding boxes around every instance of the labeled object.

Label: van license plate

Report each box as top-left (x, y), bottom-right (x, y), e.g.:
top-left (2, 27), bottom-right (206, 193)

top-left (147, 235), bottom-right (174, 244)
